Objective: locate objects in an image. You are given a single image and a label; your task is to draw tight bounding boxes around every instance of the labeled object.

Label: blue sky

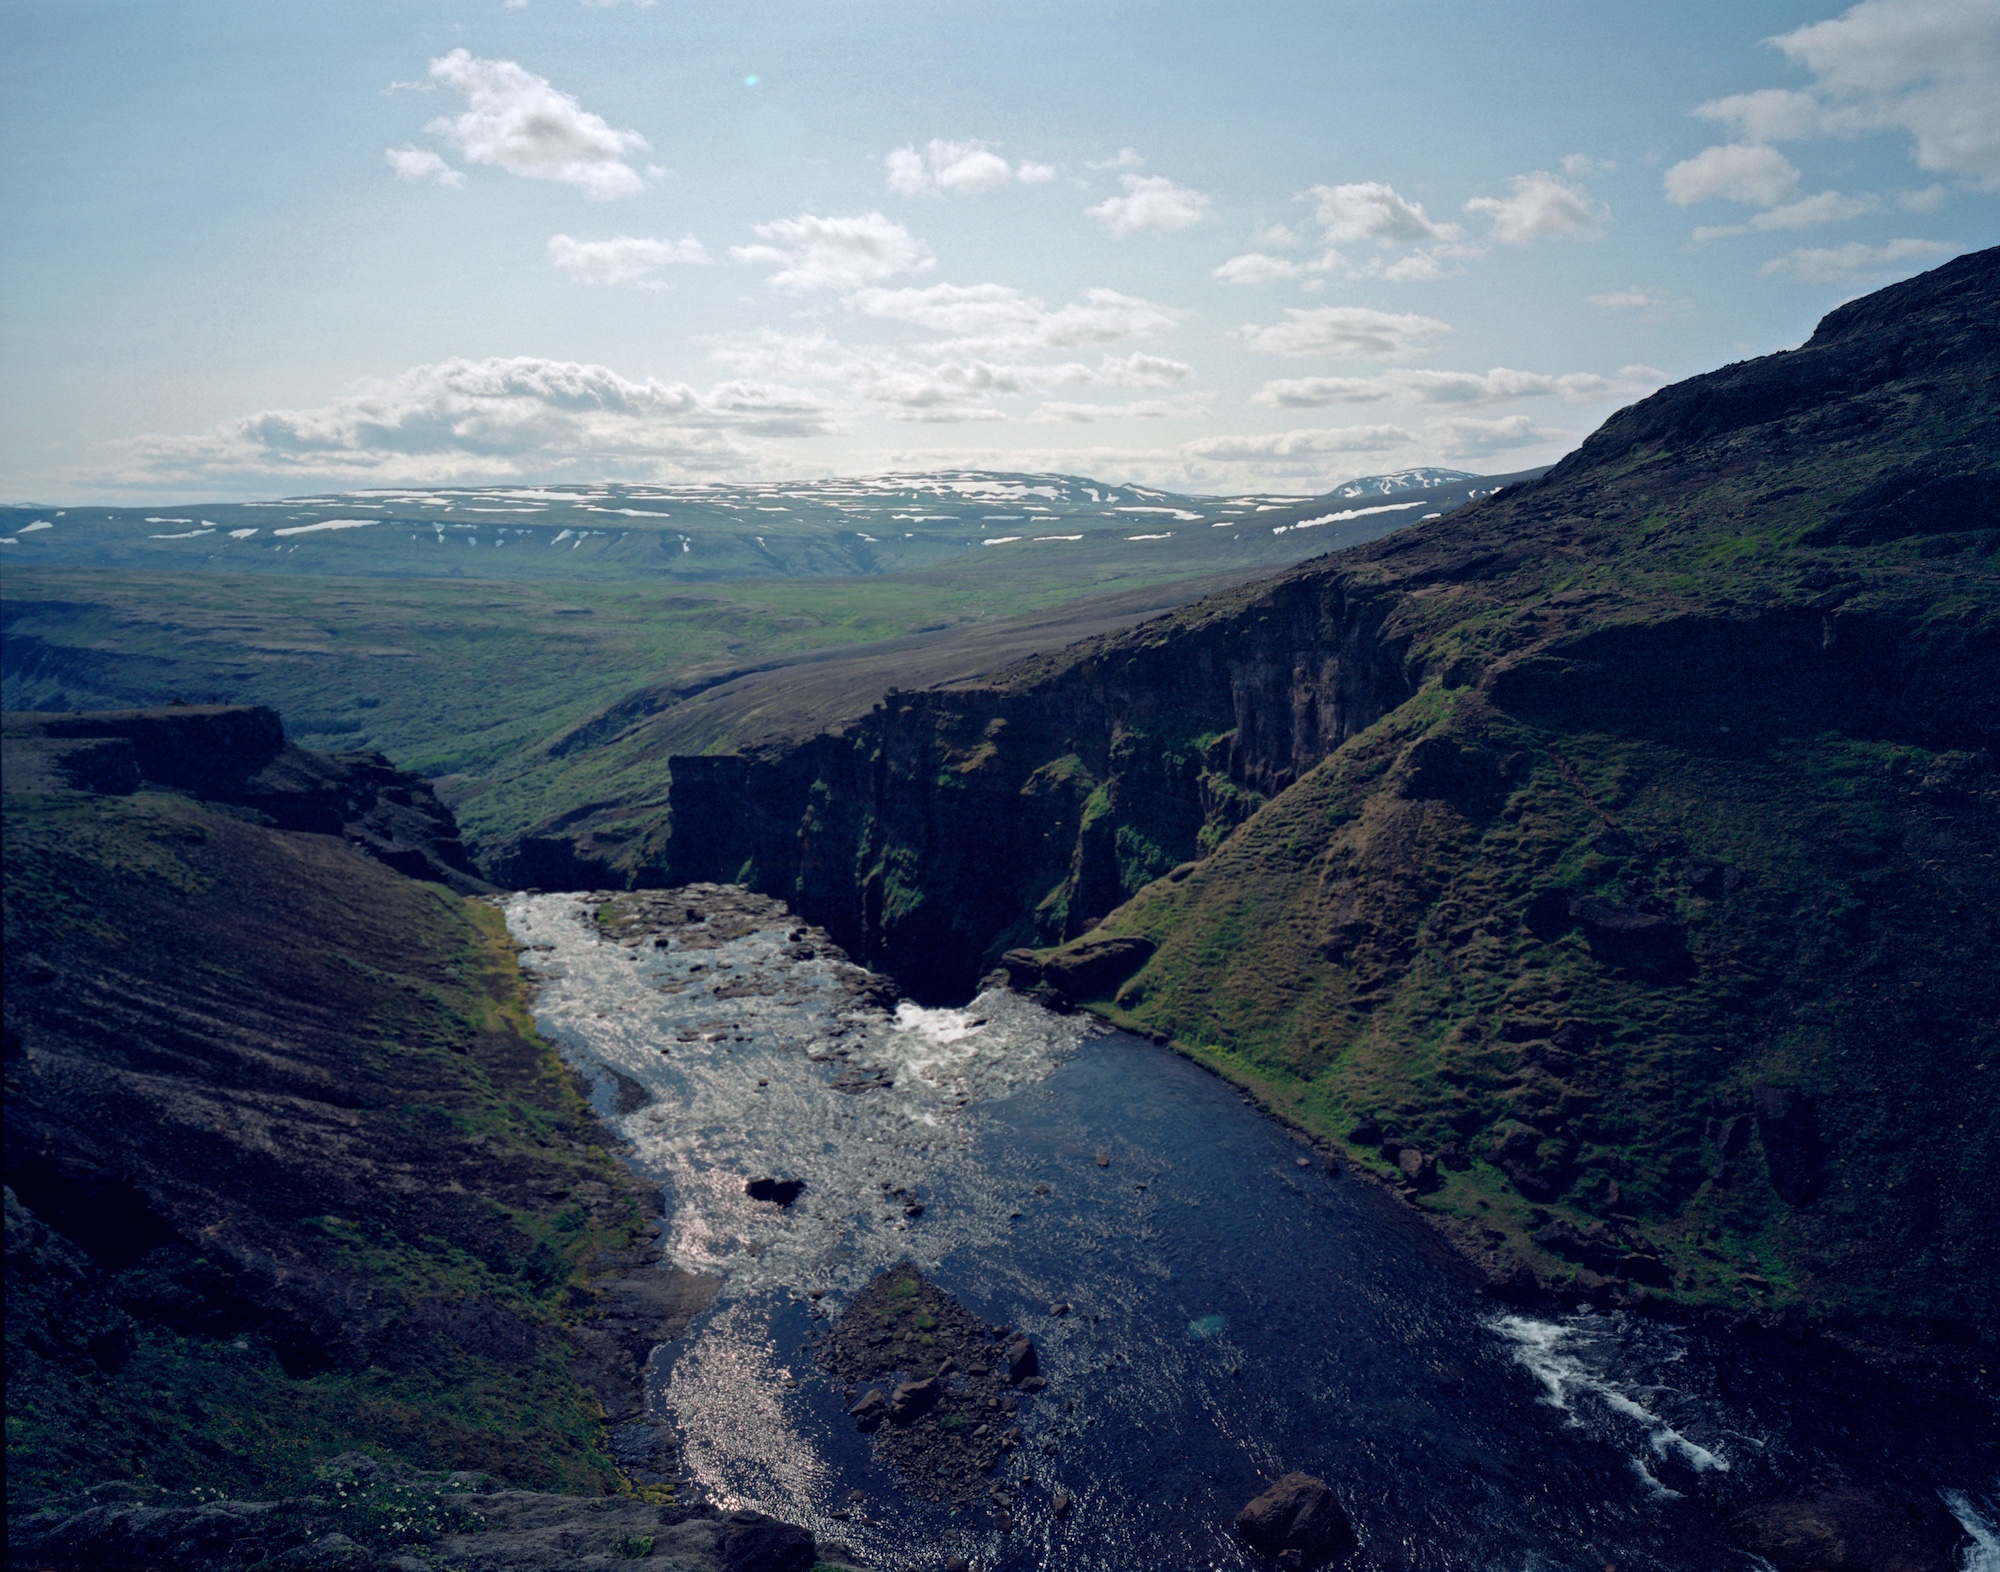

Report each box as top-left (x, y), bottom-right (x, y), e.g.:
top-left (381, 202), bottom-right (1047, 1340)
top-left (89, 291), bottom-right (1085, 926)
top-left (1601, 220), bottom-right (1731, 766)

top-left (3, 0), bottom-right (1995, 502)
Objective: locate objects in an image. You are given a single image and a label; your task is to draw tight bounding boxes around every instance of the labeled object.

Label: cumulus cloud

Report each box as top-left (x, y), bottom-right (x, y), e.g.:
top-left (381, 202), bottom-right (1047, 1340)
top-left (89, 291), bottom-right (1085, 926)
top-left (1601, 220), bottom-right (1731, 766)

top-left (705, 315), bottom-right (1193, 425)
top-left (547, 233), bottom-right (709, 283)
top-left (886, 139), bottom-right (1053, 196)
top-left (1212, 252), bottom-right (1305, 285)
top-left (1237, 306), bottom-right (1451, 359)
top-left (1465, 171), bottom-right (1607, 242)
top-left (1589, 286), bottom-right (1672, 311)
top-left (1664, 142), bottom-right (1804, 207)
top-left (385, 147), bottom-right (464, 187)
top-left (114, 356), bottom-right (832, 487)
top-left (423, 50), bottom-right (651, 199)
top-left (1088, 147), bottom-right (1147, 170)
top-left (1695, 0), bottom-right (2000, 189)
top-left (731, 212), bottom-right (932, 291)
top-left (1431, 414), bottom-right (1567, 453)
top-left (1308, 181), bottom-right (1461, 247)
top-left (1087, 174), bottom-right (1212, 235)
top-left (1757, 235), bottom-right (1961, 280)
top-left (1251, 365), bottom-right (1663, 408)
top-left (1184, 425), bottom-right (1418, 460)
top-left (850, 282), bottom-right (1179, 356)
top-left (1028, 395), bottom-right (1210, 423)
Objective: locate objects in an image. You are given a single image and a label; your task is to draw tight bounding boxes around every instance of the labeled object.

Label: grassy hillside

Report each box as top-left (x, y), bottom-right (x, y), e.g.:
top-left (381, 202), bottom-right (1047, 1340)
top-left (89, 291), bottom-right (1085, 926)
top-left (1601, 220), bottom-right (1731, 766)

top-left (3, 777), bottom-right (657, 1511)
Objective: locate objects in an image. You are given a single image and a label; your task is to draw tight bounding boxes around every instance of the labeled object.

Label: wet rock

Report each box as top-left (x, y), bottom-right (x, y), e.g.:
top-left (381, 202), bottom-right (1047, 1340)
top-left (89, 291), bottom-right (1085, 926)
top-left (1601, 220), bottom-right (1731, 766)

top-left (1395, 1146), bottom-right (1439, 1191)
top-left (718, 1511), bottom-right (817, 1572)
top-left (847, 1387), bottom-right (888, 1431)
top-left (745, 1176), bottom-right (806, 1206)
top-left (1039, 936), bottom-right (1156, 999)
top-left (1752, 1081), bottom-right (1825, 1206)
top-left (890, 1376), bottom-right (939, 1423)
top-left (1004, 1337), bottom-right (1039, 1382)
top-left (1727, 1481), bottom-right (1962, 1571)
top-left (1053, 1492), bottom-right (1073, 1519)
top-left (1234, 1473), bottom-right (1357, 1565)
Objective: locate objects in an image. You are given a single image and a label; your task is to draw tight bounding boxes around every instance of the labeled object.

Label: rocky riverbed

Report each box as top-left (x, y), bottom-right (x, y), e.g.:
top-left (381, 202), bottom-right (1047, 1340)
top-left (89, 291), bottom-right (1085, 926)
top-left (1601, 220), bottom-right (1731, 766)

top-left (506, 886), bottom-right (2000, 1572)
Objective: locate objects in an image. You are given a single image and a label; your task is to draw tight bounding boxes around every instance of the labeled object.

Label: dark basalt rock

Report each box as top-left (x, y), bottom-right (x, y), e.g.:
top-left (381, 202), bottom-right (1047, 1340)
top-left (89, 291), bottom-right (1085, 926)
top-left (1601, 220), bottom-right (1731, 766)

top-left (717, 1511), bottom-right (817, 1572)
top-left (1, 705), bottom-right (492, 895)
top-left (745, 1176), bottom-right (806, 1206)
top-left (1564, 895), bottom-right (1693, 980)
top-left (1039, 936), bottom-right (1157, 999)
top-left (1233, 1472), bottom-right (1357, 1565)
top-left (1727, 1480), bottom-right (1962, 1571)
top-left (1752, 1082), bottom-right (1826, 1206)
top-left (1002, 1335), bottom-right (1039, 1382)
top-left (888, 1375), bottom-right (939, 1423)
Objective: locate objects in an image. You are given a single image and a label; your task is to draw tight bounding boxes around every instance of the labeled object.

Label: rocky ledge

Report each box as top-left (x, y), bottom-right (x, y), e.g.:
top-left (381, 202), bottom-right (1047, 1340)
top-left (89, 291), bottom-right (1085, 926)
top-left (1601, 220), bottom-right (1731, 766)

top-left (5, 1453), bottom-right (834, 1572)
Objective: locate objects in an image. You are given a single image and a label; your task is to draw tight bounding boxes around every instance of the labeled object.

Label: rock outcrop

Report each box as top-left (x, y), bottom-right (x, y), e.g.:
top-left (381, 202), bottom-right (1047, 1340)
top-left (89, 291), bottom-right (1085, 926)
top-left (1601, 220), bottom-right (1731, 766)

top-left (2, 704), bottom-right (491, 894)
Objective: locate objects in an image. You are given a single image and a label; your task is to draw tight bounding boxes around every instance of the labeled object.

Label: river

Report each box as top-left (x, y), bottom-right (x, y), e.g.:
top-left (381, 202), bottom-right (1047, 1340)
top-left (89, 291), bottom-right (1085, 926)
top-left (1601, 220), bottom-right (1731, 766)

top-left (505, 887), bottom-right (1998, 1572)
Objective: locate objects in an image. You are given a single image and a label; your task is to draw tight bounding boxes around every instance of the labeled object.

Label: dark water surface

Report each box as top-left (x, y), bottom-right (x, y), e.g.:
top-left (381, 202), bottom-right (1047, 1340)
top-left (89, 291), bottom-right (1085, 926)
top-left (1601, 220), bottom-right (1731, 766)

top-left (506, 892), bottom-right (1998, 1571)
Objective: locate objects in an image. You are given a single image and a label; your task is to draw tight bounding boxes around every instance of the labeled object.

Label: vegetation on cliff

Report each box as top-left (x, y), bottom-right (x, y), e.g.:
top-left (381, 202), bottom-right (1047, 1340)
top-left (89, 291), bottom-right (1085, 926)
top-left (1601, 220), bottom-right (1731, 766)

top-left (619, 249), bottom-right (2000, 1335)
top-left (3, 722), bottom-right (659, 1513)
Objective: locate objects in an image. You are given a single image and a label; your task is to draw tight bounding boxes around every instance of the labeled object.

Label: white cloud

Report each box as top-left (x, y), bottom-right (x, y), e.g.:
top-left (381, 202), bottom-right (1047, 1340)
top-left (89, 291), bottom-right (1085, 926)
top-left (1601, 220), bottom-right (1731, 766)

top-left (1087, 174), bottom-right (1212, 235)
top-left (886, 139), bottom-right (1051, 196)
top-left (1696, 0), bottom-right (2000, 189)
top-left (1664, 142), bottom-right (1804, 206)
top-left (851, 282), bottom-right (1178, 355)
top-left (1212, 252), bottom-right (1304, 285)
top-left (1088, 147), bottom-right (1146, 170)
top-left (1185, 425), bottom-right (1418, 460)
top-left (1431, 414), bottom-right (1567, 453)
top-left (731, 212), bottom-right (932, 291)
top-left (384, 147), bottom-right (464, 188)
top-left (547, 233), bottom-right (709, 283)
top-left (113, 356), bottom-right (833, 487)
top-left (1308, 181), bottom-right (1461, 246)
top-left (1028, 395), bottom-right (1210, 423)
top-left (1754, 189), bottom-right (1878, 228)
top-left (1562, 153), bottom-right (1616, 176)
top-left (1238, 306), bottom-right (1451, 359)
top-left (1251, 364), bottom-right (1663, 408)
top-left (1095, 351), bottom-right (1196, 387)
top-left (1250, 377), bottom-right (1393, 407)
top-left (1588, 285), bottom-right (1671, 310)
top-left (1465, 171), bottom-right (1607, 242)
top-left (1757, 235), bottom-right (1960, 280)
top-left (423, 50), bottom-right (651, 200)
top-left (1295, 181), bottom-right (1476, 276)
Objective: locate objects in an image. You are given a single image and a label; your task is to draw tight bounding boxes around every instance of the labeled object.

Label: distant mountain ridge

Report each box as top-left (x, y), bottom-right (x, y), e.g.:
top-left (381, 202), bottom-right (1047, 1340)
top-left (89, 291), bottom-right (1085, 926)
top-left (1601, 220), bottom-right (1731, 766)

top-left (0, 468), bottom-right (1535, 583)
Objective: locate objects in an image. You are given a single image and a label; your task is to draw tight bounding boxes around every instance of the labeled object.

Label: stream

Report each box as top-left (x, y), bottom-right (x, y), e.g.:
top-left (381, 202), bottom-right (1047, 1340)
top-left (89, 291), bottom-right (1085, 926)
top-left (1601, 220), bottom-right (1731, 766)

top-left (505, 887), bottom-right (1999, 1572)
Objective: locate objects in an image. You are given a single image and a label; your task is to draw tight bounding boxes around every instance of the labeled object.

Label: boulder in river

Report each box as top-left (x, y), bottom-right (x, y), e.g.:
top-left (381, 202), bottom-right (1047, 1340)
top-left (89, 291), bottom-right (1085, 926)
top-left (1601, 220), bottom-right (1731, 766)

top-left (847, 1387), bottom-right (887, 1431)
top-left (1234, 1472), bottom-right (1357, 1565)
top-left (745, 1176), bottom-right (806, 1206)
top-left (1726, 1480), bottom-right (1963, 1571)
top-left (889, 1375), bottom-right (939, 1423)
top-left (1004, 1336), bottom-right (1039, 1383)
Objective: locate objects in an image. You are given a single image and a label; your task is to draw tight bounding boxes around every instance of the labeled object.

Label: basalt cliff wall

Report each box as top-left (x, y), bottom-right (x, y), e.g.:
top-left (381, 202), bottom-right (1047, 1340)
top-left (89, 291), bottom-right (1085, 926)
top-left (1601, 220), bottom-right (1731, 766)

top-left (605, 249), bottom-right (2000, 1336)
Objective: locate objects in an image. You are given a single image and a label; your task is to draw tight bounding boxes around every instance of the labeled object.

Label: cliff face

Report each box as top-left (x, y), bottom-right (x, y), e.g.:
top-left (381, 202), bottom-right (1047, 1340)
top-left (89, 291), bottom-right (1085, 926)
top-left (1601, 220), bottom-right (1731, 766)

top-left (2, 708), bottom-right (667, 1511)
top-left (3, 704), bottom-right (492, 894)
top-left (621, 249), bottom-right (2000, 1332)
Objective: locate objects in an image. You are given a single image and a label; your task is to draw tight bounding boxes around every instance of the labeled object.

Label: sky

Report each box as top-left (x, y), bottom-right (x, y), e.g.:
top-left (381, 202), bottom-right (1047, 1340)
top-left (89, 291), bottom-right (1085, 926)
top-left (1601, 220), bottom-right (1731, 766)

top-left (2, 0), bottom-right (1995, 503)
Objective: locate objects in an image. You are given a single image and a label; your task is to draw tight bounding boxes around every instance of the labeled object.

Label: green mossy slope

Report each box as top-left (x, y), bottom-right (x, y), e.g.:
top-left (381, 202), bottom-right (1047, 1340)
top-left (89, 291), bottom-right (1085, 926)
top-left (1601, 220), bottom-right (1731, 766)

top-left (3, 786), bottom-right (654, 1511)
